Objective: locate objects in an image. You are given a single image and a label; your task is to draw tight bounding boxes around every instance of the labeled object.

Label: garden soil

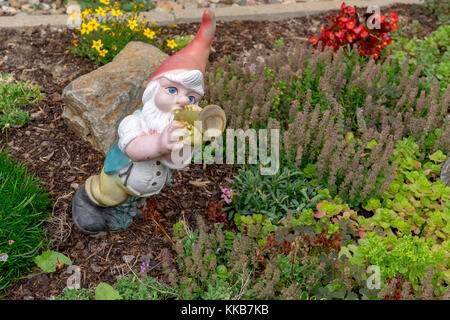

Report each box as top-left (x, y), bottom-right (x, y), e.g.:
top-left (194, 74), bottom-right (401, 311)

top-left (0, 4), bottom-right (438, 299)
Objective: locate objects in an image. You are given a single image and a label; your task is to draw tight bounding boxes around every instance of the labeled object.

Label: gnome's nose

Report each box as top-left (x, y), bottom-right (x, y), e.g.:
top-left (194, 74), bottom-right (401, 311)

top-left (176, 95), bottom-right (190, 106)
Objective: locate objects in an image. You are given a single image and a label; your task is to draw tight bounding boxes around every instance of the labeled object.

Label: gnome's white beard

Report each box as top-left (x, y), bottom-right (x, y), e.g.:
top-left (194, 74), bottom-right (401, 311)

top-left (141, 82), bottom-right (174, 134)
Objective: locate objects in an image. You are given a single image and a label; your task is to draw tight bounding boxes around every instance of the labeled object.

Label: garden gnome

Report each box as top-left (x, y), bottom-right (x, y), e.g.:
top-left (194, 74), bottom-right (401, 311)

top-left (72, 8), bottom-right (226, 235)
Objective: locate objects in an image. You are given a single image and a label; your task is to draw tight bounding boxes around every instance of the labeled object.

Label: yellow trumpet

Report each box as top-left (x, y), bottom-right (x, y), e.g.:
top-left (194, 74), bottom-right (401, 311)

top-left (173, 104), bottom-right (227, 146)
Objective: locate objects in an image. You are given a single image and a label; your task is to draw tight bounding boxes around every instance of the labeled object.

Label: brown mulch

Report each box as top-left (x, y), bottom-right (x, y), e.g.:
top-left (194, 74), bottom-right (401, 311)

top-left (0, 4), bottom-right (438, 300)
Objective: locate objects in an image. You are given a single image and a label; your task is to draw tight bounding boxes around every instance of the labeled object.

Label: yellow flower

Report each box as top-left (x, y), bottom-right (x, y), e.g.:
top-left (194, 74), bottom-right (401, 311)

top-left (151, 21), bottom-right (157, 26)
top-left (95, 7), bottom-right (106, 16)
top-left (69, 11), bottom-right (78, 21)
top-left (111, 8), bottom-right (123, 17)
top-left (80, 9), bottom-right (90, 19)
top-left (72, 39), bottom-right (78, 46)
top-left (112, 44), bottom-right (117, 51)
top-left (139, 3), bottom-right (144, 7)
top-left (140, 19), bottom-right (147, 24)
top-left (170, 24), bottom-right (176, 28)
top-left (101, 25), bottom-right (111, 31)
top-left (166, 39), bottom-right (178, 49)
top-left (88, 19), bottom-right (100, 31)
top-left (99, 0), bottom-right (109, 5)
top-left (92, 39), bottom-right (103, 52)
top-left (79, 22), bottom-right (90, 35)
top-left (63, 65), bottom-right (67, 68)
top-left (128, 19), bottom-right (138, 31)
top-left (99, 49), bottom-right (108, 57)
top-left (143, 28), bottom-right (155, 39)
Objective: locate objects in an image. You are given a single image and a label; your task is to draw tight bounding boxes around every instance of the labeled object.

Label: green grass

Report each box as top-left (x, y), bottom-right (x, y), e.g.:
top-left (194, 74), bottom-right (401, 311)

top-left (0, 73), bottom-right (44, 129)
top-left (0, 148), bottom-right (52, 293)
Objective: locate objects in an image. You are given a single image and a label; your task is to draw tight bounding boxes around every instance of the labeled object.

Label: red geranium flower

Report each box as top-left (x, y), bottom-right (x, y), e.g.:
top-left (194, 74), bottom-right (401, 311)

top-left (309, 3), bottom-right (397, 60)
top-left (309, 35), bottom-right (319, 45)
top-left (390, 11), bottom-right (398, 23)
top-left (347, 6), bottom-right (356, 16)
top-left (335, 30), bottom-right (345, 39)
top-left (360, 29), bottom-right (369, 38)
top-left (346, 18), bottom-right (356, 30)
top-left (353, 24), bottom-right (363, 34)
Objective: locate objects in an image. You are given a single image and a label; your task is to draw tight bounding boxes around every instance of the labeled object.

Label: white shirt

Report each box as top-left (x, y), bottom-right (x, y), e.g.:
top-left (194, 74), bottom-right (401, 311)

top-left (117, 109), bottom-right (192, 197)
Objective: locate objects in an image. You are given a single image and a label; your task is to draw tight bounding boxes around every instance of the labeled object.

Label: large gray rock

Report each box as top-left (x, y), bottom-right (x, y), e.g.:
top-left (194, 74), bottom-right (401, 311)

top-left (62, 41), bottom-right (168, 155)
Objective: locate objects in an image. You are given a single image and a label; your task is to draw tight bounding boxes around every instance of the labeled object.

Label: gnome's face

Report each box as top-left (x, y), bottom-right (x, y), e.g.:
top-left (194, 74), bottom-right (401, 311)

top-left (140, 69), bottom-right (204, 134)
top-left (155, 77), bottom-right (202, 114)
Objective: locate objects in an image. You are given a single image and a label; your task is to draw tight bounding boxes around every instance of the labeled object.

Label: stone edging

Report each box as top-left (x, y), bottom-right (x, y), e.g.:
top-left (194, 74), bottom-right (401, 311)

top-left (0, 0), bottom-right (422, 29)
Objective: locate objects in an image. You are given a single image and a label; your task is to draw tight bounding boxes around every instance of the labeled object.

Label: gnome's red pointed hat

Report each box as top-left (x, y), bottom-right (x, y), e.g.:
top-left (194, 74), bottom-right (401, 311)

top-left (147, 8), bottom-right (216, 84)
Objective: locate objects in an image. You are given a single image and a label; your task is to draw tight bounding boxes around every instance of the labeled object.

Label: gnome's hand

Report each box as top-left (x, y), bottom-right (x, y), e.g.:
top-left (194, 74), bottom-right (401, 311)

top-left (159, 120), bottom-right (187, 154)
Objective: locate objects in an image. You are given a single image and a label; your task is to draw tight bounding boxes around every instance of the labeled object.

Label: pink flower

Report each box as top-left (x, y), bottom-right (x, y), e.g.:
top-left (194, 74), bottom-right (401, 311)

top-left (249, 63), bottom-right (256, 75)
top-left (221, 188), bottom-right (234, 204)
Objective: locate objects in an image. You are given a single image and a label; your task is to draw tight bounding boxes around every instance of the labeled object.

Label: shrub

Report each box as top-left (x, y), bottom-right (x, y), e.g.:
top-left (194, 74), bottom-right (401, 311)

top-left (0, 149), bottom-right (52, 292)
top-left (309, 2), bottom-right (398, 60)
top-left (204, 43), bottom-right (449, 207)
top-left (0, 73), bottom-right (44, 129)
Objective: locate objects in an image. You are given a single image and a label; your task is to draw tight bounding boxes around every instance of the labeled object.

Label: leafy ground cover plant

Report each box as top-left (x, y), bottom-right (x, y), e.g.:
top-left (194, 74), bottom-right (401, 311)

top-left (341, 232), bottom-right (447, 297)
top-left (384, 25), bottom-right (449, 93)
top-left (70, 1), bottom-right (191, 65)
top-left (0, 73), bottom-right (44, 128)
top-left (224, 166), bottom-right (330, 222)
top-left (309, 2), bottom-right (398, 59)
top-left (0, 149), bottom-right (52, 292)
top-left (359, 137), bottom-right (449, 239)
top-left (353, 137), bottom-right (449, 293)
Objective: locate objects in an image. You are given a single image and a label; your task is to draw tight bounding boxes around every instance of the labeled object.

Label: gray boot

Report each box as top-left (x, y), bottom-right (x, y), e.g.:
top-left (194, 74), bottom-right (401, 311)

top-left (72, 184), bottom-right (107, 235)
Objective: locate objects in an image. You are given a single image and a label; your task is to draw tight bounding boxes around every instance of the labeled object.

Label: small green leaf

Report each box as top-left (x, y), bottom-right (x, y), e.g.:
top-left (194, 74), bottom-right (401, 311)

top-left (303, 164), bottom-right (317, 179)
top-left (33, 250), bottom-right (72, 273)
top-left (345, 132), bottom-right (355, 144)
top-left (365, 139), bottom-right (378, 150)
top-left (429, 151), bottom-right (446, 164)
top-left (95, 283), bottom-right (122, 300)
